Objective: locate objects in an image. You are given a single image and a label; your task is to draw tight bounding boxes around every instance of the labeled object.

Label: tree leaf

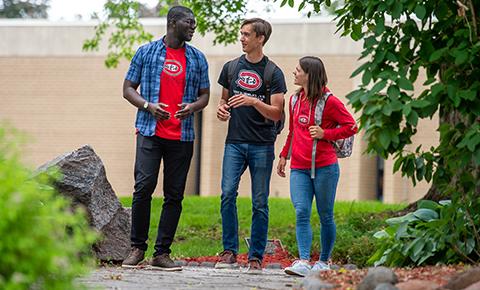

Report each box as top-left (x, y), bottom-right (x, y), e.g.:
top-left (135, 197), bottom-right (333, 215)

top-left (414, 5), bottom-right (426, 20)
top-left (411, 99), bottom-right (430, 108)
top-left (407, 110), bottom-right (419, 126)
top-left (398, 78), bottom-right (414, 91)
top-left (351, 62), bottom-right (370, 78)
top-left (387, 85), bottom-right (400, 100)
top-left (429, 48), bottom-right (446, 62)
top-left (383, 103), bottom-right (393, 116)
top-left (459, 90), bottom-right (477, 101)
top-left (362, 69), bottom-right (372, 85)
top-left (371, 80), bottom-right (387, 93)
top-left (454, 50), bottom-right (469, 65)
top-left (379, 130), bottom-right (391, 148)
top-left (417, 200), bottom-right (440, 210)
top-left (391, 2), bottom-right (403, 19)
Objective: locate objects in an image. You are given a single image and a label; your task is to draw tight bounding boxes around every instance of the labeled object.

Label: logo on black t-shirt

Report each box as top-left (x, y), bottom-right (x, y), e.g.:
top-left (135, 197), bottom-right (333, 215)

top-left (164, 59), bottom-right (183, 77)
top-left (236, 70), bottom-right (262, 91)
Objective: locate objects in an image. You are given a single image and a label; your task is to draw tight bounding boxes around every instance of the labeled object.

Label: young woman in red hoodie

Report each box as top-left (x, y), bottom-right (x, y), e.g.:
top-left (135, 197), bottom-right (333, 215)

top-left (277, 56), bottom-right (357, 276)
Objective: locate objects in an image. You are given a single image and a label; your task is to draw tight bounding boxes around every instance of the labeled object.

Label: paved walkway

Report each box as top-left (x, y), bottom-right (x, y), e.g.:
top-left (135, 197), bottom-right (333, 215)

top-left (79, 266), bottom-right (303, 289)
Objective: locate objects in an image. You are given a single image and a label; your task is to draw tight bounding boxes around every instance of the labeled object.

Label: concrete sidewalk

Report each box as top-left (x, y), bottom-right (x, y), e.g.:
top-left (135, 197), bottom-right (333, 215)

top-left (79, 266), bottom-right (303, 289)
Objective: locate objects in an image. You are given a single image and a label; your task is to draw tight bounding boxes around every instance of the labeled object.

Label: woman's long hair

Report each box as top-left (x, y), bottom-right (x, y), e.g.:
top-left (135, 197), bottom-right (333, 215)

top-left (297, 56), bottom-right (328, 103)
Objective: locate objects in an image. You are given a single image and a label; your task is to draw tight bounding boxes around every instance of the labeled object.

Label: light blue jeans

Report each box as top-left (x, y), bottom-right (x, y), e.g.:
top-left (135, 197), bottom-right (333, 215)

top-left (290, 163), bottom-right (339, 261)
top-left (220, 143), bottom-right (274, 261)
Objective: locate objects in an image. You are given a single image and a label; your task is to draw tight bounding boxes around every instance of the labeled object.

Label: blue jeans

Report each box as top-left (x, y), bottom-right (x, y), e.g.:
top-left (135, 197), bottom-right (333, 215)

top-left (220, 143), bottom-right (274, 261)
top-left (290, 163), bottom-right (339, 261)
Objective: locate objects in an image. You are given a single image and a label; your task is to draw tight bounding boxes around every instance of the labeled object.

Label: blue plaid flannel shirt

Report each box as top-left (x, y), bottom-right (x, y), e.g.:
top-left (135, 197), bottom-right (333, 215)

top-left (125, 37), bottom-right (210, 141)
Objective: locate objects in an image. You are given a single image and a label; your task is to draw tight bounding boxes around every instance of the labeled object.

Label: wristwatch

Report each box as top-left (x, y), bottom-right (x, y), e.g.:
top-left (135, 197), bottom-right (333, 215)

top-left (143, 101), bottom-right (149, 110)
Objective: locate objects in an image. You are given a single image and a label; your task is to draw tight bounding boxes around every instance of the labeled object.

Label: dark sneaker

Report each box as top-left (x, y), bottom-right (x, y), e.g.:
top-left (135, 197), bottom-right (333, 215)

top-left (246, 258), bottom-right (262, 274)
top-left (122, 247), bottom-right (145, 268)
top-left (214, 250), bottom-right (238, 269)
top-left (150, 253), bottom-right (182, 271)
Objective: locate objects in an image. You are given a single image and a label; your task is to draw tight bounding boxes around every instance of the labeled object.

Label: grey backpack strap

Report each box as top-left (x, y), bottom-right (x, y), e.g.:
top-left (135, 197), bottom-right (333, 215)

top-left (311, 92), bottom-right (332, 179)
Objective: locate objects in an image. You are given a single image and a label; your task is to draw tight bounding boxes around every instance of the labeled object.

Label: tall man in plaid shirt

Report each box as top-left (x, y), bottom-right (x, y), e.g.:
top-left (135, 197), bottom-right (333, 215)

top-left (121, 6), bottom-right (210, 271)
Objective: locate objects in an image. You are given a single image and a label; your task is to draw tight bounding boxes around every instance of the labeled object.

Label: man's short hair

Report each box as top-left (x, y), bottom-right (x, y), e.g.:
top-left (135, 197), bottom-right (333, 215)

top-left (241, 18), bottom-right (272, 45)
top-left (167, 6), bottom-right (193, 25)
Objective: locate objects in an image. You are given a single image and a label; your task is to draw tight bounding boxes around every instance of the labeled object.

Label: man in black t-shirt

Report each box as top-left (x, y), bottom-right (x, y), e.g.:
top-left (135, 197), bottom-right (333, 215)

top-left (215, 18), bottom-right (287, 272)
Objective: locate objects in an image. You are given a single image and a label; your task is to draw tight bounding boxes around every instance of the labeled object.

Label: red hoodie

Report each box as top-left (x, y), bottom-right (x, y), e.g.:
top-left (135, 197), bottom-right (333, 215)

top-left (280, 88), bottom-right (358, 169)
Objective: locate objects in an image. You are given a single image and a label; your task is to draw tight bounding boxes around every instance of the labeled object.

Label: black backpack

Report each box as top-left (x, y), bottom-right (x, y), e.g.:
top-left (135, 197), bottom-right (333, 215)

top-left (226, 55), bottom-right (285, 135)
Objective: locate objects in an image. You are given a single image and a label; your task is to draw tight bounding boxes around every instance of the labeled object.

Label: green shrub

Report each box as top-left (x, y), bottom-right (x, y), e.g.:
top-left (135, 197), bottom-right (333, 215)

top-left (0, 126), bottom-right (97, 290)
top-left (369, 199), bottom-right (480, 266)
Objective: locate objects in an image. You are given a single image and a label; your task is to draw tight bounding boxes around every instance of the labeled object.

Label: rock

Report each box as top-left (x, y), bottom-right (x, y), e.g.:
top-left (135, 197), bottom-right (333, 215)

top-left (302, 274), bottom-right (337, 290)
top-left (396, 280), bottom-right (438, 290)
top-left (92, 207), bottom-right (131, 261)
top-left (464, 281), bottom-right (480, 290)
top-left (174, 260), bottom-right (187, 267)
top-left (330, 264), bottom-right (341, 271)
top-left (265, 263), bottom-right (282, 269)
top-left (344, 264), bottom-right (358, 270)
top-left (444, 267), bottom-right (480, 290)
top-left (36, 145), bottom-right (131, 261)
top-left (357, 267), bottom-right (398, 290)
top-left (200, 262), bottom-right (215, 268)
top-left (375, 283), bottom-right (398, 290)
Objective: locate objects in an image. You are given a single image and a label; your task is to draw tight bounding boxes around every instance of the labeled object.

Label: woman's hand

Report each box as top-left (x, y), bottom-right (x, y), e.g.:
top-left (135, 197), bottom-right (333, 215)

top-left (309, 125), bottom-right (324, 139)
top-left (277, 156), bottom-right (287, 177)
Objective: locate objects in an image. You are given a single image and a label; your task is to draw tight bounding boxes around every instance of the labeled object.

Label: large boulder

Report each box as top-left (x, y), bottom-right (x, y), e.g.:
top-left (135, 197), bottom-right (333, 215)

top-left (37, 145), bottom-right (130, 261)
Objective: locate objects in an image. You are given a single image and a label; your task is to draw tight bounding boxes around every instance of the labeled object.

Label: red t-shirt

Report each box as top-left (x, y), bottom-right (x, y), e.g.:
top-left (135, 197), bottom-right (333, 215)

top-left (155, 46), bottom-right (187, 140)
top-left (280, 89), bottom-right (358, 169)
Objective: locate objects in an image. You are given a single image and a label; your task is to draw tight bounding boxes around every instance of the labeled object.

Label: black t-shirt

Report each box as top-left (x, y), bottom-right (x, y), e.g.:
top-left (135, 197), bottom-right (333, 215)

top-left (218, 55), bottom-right (287, 144)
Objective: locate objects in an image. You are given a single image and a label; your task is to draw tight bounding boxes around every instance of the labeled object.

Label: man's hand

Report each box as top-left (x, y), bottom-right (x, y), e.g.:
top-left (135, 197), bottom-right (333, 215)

top-left (217, 103), bottom-right (231, 121)
top-left (175, 103), bottom-right (194, 120)
top-left (149, 102), bottom-right (170, 120)
top-left (228, 94), bottom-right (259, 108)
top-left (309, 125), bottom-right (324, 139)
top-left (277, 156), bottom-right (287, 178)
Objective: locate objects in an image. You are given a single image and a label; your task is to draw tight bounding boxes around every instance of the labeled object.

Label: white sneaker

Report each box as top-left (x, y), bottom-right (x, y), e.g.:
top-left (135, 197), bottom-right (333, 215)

top-left (311, 261), bottom-right (330, 271)
top-left (284, 260), bottom-right (311, 277)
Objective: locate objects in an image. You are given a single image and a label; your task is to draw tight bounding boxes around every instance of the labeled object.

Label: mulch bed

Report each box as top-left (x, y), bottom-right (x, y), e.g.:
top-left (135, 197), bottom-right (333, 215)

top-left (315, 265), bottom-right (466, 289)
top-left (183, 246), bottom-right (468, 289)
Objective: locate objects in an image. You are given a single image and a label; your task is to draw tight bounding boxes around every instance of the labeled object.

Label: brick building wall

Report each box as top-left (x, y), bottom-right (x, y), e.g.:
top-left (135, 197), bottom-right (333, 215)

top-left (0, 19), bottom-right (438, 202)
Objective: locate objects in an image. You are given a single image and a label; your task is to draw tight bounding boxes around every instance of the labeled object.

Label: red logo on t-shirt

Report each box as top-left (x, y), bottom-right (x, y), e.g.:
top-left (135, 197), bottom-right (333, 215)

top-left (163, 59), bottom-right (183, 76)
top-left (236, 70), bottom-right (262, 91)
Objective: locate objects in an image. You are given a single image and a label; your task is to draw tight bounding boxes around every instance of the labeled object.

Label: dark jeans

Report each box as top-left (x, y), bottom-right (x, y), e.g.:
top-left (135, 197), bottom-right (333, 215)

top-left (130, 134), bottom-right (193, 256)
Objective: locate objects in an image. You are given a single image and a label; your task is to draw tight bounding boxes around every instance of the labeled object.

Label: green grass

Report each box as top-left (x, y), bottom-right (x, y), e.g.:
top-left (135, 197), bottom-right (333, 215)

top-left (120, 196), bottom-right (404, 266)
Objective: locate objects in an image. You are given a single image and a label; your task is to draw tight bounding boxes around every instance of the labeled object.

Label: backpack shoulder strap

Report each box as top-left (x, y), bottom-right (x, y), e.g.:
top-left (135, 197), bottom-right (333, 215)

top-left (314, 92), bottom-right (332, 126)
top-left (290, 93), bottom-right (299, 113)
top-left (263, 58), bottom-right (277, 105)
top-left (227, 56), bottom-right (242, 89)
